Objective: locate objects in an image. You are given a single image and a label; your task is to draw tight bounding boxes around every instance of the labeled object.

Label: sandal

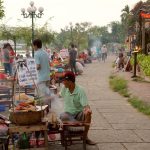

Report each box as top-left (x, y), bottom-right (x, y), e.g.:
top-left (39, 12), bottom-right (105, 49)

top-left (86, 139), bottom-right (96, 145)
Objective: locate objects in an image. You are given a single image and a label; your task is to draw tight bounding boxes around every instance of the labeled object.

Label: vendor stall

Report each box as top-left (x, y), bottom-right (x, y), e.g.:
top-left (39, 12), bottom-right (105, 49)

top-left (50, 54), bottom-right (69, 86)
top-left (5, 59), bottom-right (49, 149)
top-left (0, 58), bottom-right (65, 149)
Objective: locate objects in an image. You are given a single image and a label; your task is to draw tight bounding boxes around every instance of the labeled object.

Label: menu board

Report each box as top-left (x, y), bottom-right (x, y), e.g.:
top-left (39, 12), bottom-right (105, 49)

top-left (17, 58), bottom-right (38, 86)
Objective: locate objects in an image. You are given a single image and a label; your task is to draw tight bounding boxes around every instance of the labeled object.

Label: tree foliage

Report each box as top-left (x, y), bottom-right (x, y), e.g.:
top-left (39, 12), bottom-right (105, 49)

top-left (52, 21), bottom-right (127, 51)
top-left (0, 0), bottom-right (4, 19)
top-left (109, 21), bottom-right (125, 43)
top-left (120, 5), bottom-right (134, 36)
top-left (53, 22), bottom-right (92, 50)
top-left (0, 23), bottom-right (55, 48)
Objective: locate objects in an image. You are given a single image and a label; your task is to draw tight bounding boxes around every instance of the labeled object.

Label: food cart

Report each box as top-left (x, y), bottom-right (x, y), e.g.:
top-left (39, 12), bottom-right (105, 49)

top-left (0, 58), bottom-right (63, 149)
top-left (6, 59), bottom-right (50, 149)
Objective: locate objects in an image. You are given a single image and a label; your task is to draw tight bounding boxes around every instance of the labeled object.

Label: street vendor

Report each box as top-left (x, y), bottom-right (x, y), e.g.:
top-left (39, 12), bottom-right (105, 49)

top-left (60, 71), bottom-right (96, 145)
top-left (33, 39), bottom-right (51, 107)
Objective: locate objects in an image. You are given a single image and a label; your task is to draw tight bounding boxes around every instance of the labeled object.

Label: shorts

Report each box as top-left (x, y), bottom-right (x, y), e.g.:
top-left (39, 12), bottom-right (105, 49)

top-left (60, 112), bottom-right (85, 122)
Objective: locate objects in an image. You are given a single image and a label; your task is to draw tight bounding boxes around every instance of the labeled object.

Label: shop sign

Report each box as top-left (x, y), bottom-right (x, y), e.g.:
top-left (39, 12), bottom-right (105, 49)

top-left (141, 12), bottom-right (150, 19)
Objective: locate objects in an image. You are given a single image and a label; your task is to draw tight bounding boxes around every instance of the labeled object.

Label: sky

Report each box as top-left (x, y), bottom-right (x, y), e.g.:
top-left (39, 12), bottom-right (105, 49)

top-left (2, 0), bottom-right (144, 32)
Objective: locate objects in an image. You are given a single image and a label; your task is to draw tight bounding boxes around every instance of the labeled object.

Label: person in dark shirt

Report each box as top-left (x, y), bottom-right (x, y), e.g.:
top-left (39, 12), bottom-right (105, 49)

top-left (51, 52), bottom-right (56, 61)
top-left (118, 50), bottom-right (124, 69)
top-left (69, 44), bottom-right (77, 75)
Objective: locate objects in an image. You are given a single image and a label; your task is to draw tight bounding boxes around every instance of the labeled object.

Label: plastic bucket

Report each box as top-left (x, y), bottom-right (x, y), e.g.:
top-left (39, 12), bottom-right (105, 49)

top-left (0, 73), bottom-right (7, 80)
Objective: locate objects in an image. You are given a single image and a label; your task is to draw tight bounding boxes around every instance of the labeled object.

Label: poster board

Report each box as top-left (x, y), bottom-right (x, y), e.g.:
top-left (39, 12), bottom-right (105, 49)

top-left (17, 58), bottom-right (38, 86)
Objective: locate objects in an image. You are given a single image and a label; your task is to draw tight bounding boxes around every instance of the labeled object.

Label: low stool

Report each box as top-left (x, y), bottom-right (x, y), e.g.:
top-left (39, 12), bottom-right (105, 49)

top-left (61, 122), bottom-right (87, 150)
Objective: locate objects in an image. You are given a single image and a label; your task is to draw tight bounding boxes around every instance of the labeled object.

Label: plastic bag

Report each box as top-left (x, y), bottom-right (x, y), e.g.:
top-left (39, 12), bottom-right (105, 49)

top-left (76, 62), bottom-right (84, 74)
top-left (0, 124), bottom-right (8, 136)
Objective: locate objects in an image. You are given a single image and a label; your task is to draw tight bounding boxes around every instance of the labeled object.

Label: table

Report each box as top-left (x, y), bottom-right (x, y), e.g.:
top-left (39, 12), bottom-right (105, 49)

top-left (0, 135), bottom-right (9, 150)
top-left (9, 123), bottom-right (48, 150)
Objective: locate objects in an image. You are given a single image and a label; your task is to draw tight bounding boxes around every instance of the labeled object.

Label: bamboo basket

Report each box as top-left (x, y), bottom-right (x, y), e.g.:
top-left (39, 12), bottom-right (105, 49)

top-left (9, 110), bottom-right (43, 125)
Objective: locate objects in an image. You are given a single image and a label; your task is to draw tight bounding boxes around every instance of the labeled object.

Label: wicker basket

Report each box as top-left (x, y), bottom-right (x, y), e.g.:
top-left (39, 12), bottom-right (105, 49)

top-left (9, 110), bottom-right (43, 125)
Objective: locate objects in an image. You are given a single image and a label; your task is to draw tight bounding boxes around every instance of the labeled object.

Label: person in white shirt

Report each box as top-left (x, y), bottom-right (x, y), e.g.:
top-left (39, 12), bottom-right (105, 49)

top-left (101, 45), bottom-right (107, 62)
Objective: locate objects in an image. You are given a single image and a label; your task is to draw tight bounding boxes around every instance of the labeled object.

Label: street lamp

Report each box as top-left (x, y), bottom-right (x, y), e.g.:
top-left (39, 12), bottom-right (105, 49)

top-left (21, 1), bottom-right (44, 57)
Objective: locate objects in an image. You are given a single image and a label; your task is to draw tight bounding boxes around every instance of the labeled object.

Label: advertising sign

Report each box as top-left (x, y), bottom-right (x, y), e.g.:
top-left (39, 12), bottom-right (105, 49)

top-left (17, 58), bottom-right (38, 86)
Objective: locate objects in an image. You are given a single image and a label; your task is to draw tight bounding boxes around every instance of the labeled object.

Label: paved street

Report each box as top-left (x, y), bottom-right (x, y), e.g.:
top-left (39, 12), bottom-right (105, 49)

top-left (50, 55), bottom-right (150, 150)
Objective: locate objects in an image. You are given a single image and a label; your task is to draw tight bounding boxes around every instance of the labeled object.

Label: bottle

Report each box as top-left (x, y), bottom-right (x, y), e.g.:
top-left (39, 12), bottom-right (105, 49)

top-left (8, 138), bottom-right (14, 150)
top-left (29, 132), bottom-right (37, 148)
top-left (37, 133), bottom-right (45, 147)
top-left (18, 133), bottom-right (30, 149)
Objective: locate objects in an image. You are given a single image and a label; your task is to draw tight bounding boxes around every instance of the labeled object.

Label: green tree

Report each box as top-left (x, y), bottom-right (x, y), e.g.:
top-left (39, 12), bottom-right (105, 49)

top-left (88, 25), bottom-right (111, 45)
top-left (88, 25), bottom-right (102, 37)
top-left (121, 5), bottom-right (130, 24)
top-left (109, 21), bottom-right (125, 43)
top-left (120, 5), bottom-right (131, 37)
top-left (0, 0), bottom-right (4, 19)
top-left (0, 25), bottom-right (32, 52)
top-left (52, 28), bottom-right (71, 50)
top-left (73, 22), bottom-right (91, 50)
top-left (35, 21), bottom-right (55, 46)
top-left (16, 27), bottom-right (32, 46)
top-left (120, 5), bottom-right (136, 38)
top-left (52, 22), bottom-right (91, 51)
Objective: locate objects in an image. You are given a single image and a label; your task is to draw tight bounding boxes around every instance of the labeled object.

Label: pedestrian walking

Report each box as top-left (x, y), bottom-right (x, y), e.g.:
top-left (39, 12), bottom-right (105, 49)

top-left (96, 46), bottom-right (101, 62)
top-left (101, 45), bottom-right (107, 62)
top-left (69, 44), bottom-right (77, 75)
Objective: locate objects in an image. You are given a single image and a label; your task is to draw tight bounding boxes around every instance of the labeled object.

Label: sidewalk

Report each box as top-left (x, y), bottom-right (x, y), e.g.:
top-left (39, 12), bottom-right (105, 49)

top-left (75, 56), bottom-right (150, 150)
